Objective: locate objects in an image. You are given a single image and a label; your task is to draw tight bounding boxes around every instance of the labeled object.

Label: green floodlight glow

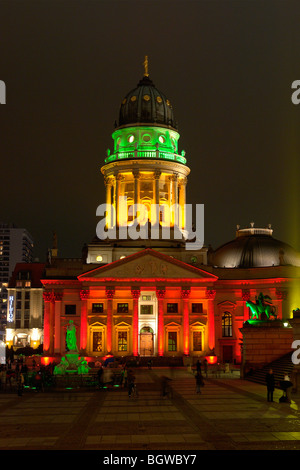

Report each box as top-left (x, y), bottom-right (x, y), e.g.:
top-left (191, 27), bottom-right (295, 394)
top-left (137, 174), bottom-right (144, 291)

top-left (104, 125), bottom-right (187, 165)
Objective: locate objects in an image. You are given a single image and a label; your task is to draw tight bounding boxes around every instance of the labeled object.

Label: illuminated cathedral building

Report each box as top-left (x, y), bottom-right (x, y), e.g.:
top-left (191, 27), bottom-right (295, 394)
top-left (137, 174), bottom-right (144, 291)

top-left (7, 59), bottom-right (300, 366)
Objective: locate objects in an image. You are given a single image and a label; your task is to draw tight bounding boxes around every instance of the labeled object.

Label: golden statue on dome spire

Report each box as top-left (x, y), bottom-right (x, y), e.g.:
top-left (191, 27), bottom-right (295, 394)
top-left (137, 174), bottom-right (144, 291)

top-left (143, 55), bottom-right (149, 77)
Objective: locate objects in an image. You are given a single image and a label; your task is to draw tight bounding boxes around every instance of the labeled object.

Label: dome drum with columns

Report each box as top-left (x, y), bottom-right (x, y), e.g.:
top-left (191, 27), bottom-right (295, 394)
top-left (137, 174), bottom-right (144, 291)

top-left (99, 57), bottom-right (191, 246)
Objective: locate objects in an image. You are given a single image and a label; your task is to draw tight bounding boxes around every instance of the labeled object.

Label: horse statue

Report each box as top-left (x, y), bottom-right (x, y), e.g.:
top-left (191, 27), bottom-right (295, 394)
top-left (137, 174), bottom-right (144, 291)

top-left (246, 292), bottom-right (277, 320)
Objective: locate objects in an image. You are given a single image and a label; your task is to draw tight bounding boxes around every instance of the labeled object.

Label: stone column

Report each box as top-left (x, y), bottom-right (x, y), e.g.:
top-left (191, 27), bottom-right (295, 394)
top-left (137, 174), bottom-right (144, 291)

top-left (133, 170), bottom-right (140, 207)
top-left (171, 173), bottom-right (178, 226)
top-left (206, 289), bottom-right (216, 352)
top-left (156, 287), bottom-right (166, 356)
top-left (80, 289), bottom-right (89, 353)
top-left (42, 291), bottom-right (53, 354)
top-left (53, 291), bottom-right (63, 354)
top-left (242, 290), bottom-right (251, 322)
top-left (181, 287), bottom-right (191, 356)
top-left (152, 170), bottom-right (161, 226)
top-left (131, 287), bottom-right (140, 357)
top-left (115, 174), bottom-right (122, 227)
top-left (105, 176), bottom-right (113, 229)
top-left (178, 177), bottom-right (187, 229)
top-left (105, 288), bottom-right (115, 354)
top-left (275, 289), bottom-right (287, 319)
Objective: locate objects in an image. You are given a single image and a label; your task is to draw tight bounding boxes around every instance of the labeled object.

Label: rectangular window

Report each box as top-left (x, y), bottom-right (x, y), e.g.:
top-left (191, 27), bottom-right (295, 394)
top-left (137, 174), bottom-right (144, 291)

top-left (92, 331), bottom-right (103, 352)
top-left (141, 295), bottom-right (152, 301)
top-left (117, 303), bottom-right (128, 313)
top-left (167, 303), bottom-right (178, 313)
top-left (193, 331), bottom-right (202, 351)
top-left (168, 332), bottom-right (177, 351)
top-left (24, 310), bottom-right (30, 329)
top-left (92, 303), bottom-right (103, 313)
top-left (118, 331), bottom-right (127, 351)
top-left (15, 310), bottom-right (21, 328)
top-left (65, 304), bottom-right (76, 315)
top-left (140, 304), bottom-right (153, 315)
top-left (222, 313), bottom-right (233, 337)
top-left (192, 303), bottom-right (203, 313)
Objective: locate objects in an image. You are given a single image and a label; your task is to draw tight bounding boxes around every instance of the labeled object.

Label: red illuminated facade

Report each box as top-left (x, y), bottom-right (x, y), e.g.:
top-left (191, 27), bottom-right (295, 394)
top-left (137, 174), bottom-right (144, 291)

top-left (40, 246), bottom-right (299, 365)
top-left (39, 64), bottom-right (300, 365)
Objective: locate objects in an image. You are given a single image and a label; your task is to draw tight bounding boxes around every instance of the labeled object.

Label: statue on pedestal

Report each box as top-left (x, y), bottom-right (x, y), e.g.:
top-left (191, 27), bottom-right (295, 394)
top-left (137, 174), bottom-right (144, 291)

top-left (246, 292), bottom-right (277, 320)
top-left (66, 320), bottom-right (78, 352)
top-left (53, 321), bottom-right (90, 376)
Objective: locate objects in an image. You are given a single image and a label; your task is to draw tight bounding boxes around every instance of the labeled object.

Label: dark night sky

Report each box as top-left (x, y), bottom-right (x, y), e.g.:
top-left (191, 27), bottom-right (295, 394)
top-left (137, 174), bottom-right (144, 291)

top-left (1, 0), bottom-right (300, 261)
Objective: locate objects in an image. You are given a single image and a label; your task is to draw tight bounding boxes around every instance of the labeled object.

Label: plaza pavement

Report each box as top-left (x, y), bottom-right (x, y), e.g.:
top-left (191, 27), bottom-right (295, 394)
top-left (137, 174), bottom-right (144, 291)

top-left (0, 367), bottom-right (300, 452)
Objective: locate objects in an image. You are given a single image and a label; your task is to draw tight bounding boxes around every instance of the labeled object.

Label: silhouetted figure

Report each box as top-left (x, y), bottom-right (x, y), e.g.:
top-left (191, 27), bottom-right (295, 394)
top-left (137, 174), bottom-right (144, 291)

top-left (265, 368), bottom-right (275, 402)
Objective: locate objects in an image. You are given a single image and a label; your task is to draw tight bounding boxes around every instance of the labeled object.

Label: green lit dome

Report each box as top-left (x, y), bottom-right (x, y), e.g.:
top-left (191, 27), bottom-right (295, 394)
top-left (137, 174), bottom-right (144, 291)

top-left (118, 75), bottom-right (178, 130)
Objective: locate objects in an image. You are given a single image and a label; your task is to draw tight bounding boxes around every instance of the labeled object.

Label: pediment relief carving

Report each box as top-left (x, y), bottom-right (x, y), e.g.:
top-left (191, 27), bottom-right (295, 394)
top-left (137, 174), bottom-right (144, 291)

top-left (80, 251), bottom-right (217, 281)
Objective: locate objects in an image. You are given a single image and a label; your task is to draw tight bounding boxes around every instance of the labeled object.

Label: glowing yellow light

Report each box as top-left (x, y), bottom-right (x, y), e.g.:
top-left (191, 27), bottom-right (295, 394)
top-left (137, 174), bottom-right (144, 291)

top-left (32, 328), bottom-right (39, 341)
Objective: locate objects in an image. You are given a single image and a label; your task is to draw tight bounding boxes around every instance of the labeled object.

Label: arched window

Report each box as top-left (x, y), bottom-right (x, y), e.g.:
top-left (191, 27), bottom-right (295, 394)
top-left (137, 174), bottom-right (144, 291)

top-left (222, 312), bottom-right (232, 337)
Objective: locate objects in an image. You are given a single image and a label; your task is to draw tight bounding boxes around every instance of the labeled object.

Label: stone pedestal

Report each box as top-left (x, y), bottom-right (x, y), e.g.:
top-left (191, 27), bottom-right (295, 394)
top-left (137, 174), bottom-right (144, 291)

top-left (240, 319), bottom-right (293, 377)
top-left (288, 309), bottom-right (300, 393)
top-left (65, 352), bottom-right (80, 373)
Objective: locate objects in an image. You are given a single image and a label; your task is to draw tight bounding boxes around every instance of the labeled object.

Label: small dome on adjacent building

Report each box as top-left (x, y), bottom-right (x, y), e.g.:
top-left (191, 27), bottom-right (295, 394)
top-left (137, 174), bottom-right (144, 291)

top-left (118, 74), bottom-right (177, 130)
top-left (212, 225), bottom-right (300, 268)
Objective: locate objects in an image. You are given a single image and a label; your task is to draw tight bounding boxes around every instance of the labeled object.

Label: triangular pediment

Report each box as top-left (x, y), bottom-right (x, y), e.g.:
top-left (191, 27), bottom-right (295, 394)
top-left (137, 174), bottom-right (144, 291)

top-left (217, 300), bottom-right (237, 309)
top-left (79, 249), bottom-right (218, 282)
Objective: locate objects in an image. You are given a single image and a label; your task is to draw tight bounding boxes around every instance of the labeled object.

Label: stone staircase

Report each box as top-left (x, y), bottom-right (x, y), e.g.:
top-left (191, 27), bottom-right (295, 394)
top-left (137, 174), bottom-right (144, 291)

top-left (245, 352), bottom-right (294, 388)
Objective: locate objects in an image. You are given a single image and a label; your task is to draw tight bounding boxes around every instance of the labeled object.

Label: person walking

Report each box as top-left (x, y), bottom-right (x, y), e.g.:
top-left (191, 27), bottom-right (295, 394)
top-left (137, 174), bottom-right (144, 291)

top-left (127, 369), bottom-right (135, 398)
top-left (17, 372), bottom-right (24, 397)
top-left (283, 372), bottom-right (293, 403)
top-left (195, 372), bottom-right (204, 394)
top-left (97, 365), bottom-right (103, 389)
top-left (123, 367), bottom-right (128, 388)
top-left (203, 359), bottom-right (208, 378)
top-left (265, 368), bottom-right (275, 402)
top-left (0, 366), bottom-right (6, 392)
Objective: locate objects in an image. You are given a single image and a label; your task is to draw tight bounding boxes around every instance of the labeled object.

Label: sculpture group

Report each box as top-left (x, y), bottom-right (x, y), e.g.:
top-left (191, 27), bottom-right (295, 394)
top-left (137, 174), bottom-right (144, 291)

top-left (246, 293), bottom-right (277, 320)
top-left (53, 320), bottom-right (90, 375)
